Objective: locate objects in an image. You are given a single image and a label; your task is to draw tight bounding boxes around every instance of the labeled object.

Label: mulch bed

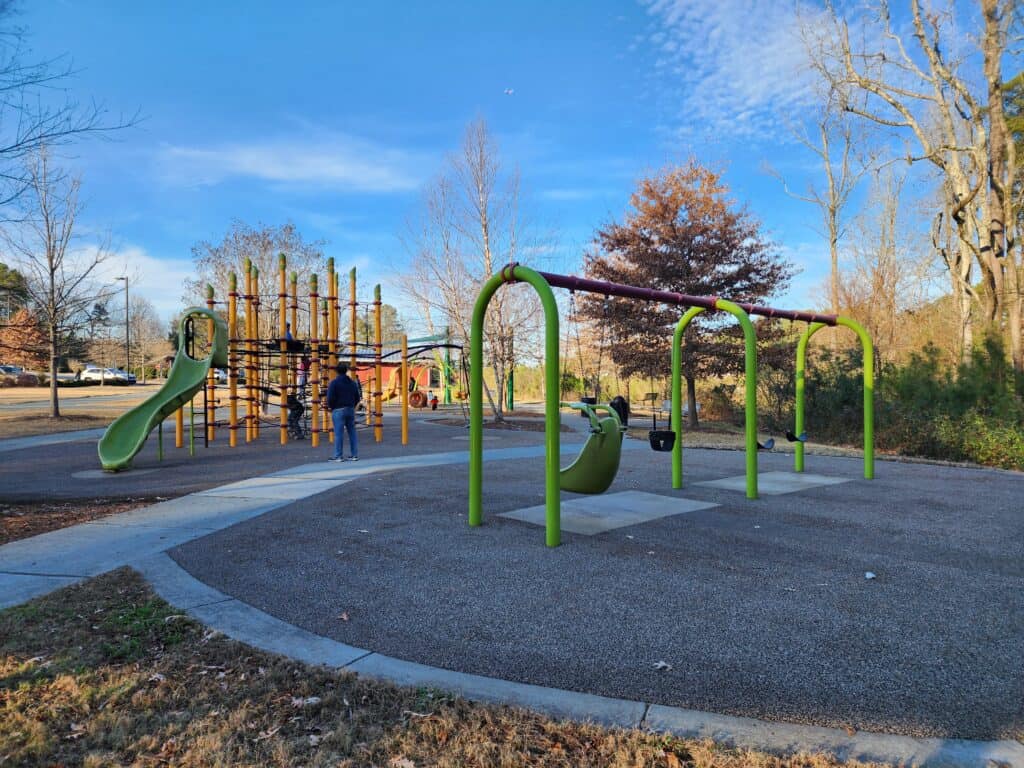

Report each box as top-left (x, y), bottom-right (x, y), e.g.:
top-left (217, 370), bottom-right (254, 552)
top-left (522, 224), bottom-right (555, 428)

top-left (0, 497), bottom-right (166, 545)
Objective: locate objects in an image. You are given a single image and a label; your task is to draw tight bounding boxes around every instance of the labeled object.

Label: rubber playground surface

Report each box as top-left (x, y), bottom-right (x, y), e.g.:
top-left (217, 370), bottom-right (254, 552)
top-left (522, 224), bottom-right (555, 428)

top-left (2, 413), bottom-right (1022, 741)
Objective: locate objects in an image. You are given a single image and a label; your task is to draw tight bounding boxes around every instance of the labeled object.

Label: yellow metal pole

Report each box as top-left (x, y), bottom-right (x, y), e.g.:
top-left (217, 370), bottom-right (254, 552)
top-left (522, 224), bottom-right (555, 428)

top-left (310, 274), bottom-right (320, 448)
top-left (349, 267), bottom-right (357, 370)
top-left (252, 265), bottom-right (261, 440)
top-left (278, 253), bottom-right (288, 445)
top-left (290, 271), bottom-right (298, 342)
top-left (175, 406), bottom-right (183, 448)
top-left (228, 272), bottom-right (238, 448)
top-left (374, 283), bottom-right (383, 443)
top-left (206, 285), bottom-right (216, 442)
top-left (290, 270), bottom-right (299, 394)
top-left (326, 257), bottom-right (337, 373)
top-left (243, 260), bottom-right (252, 442)
top-left (247, 261), bottom-right (257, 442)
top-left (401, 333), bottom-right (409, 445)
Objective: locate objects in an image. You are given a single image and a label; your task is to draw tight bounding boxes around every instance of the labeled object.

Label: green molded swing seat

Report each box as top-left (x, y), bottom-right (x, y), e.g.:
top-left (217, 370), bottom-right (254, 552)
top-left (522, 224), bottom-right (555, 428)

top-left (559, 402), bottom-right (625, 494)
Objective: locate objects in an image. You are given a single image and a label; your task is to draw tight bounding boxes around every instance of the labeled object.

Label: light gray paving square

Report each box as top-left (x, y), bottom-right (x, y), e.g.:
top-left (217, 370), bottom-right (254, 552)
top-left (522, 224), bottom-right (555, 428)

top-left (696, 471), bottom-right (850, 495)
top-left (196, 476), bottom-right (343, 500)
top-left (498, 491), bottom-right (717, 535)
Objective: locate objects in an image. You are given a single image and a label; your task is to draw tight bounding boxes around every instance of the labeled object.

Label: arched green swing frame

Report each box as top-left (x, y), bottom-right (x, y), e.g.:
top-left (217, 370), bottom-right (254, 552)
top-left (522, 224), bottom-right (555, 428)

top-left (469, 265), bottom-right (563, 546)
top-left (671, 300), bottom-right (759, 498)
top-left (468, 264), bottom-right (875, 548)
top-left (794, 318), bottom-right (875, 479)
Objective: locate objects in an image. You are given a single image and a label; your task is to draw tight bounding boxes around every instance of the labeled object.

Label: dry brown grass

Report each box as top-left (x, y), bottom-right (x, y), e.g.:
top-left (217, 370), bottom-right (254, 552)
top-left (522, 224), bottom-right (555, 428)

top-left (0, 498), bottom-right (164, 545)
top-left (0, 413), bottom-right (111, 440)
top-left (0, 570), bottom-right (885, 768)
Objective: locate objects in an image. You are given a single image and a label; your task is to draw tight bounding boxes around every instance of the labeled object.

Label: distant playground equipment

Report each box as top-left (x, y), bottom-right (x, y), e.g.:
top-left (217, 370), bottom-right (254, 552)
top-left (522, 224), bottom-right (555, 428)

top-left (97, 254), bottom-right (469, 470)
top-left (469, 263), bottom-right (874, 547)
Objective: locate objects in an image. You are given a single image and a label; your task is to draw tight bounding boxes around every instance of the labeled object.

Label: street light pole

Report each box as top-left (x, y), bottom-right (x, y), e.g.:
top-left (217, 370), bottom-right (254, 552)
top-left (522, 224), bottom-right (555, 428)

top-left (116, 276), bottom-right (129, 379)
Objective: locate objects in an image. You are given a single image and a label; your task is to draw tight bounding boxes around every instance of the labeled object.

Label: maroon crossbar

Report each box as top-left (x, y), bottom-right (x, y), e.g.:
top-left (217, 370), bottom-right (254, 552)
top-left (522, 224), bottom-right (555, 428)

top-left (516, 268), bottom-right (837, 326)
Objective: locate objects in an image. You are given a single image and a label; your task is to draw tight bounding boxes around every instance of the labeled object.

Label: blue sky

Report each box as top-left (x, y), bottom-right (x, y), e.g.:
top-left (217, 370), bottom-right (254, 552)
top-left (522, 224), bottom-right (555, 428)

top-left (28, 0), bottom-right (870, 323)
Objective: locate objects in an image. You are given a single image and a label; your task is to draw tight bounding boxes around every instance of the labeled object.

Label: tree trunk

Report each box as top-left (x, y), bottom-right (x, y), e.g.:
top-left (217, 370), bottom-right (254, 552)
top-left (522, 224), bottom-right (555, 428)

top-left (957, 282), bottom-right (974, 364)
top-left (686, 375), bottom-right (698, 429)
top-left (49, 324), bottom-right (60, 418)
top-left (1008, 277), bottom-right (1022, 371)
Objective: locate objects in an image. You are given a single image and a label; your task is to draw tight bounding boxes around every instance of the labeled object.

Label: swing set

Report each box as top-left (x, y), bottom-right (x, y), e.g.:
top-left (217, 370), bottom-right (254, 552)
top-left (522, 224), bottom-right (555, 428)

top-left (469, 263), bottom-right (874, 547)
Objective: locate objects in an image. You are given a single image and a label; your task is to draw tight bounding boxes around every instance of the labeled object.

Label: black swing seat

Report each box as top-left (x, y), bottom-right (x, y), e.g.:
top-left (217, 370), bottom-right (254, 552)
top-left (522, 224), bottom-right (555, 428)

top-left (649, 429), bottom-right (675, 452)
top-left (785, 430), bottom-right (807, 443)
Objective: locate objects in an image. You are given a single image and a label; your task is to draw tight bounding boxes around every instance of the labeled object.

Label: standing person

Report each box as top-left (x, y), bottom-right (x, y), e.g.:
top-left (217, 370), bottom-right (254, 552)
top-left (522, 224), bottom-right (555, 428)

top-left (297, 355), bottom-right (310, 397)
top-left (326, 362), bottom-right (360, 462)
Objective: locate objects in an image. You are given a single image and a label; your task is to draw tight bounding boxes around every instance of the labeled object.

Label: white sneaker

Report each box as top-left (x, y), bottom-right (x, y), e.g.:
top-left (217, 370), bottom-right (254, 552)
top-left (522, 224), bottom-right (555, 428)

top-left (350, 456), bottom-right (359, 461)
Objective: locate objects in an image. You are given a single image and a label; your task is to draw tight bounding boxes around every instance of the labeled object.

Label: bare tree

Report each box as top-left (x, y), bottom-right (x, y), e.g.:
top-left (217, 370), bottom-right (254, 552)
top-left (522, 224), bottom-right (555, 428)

top-left (0, 2), bottom-right (138, 206)
top-left (767, 87), bottom-right (876, 316)
top-left (3, 146), bottom-right (112, 415)
top-left (188, 220), bottom-right (325, 339)
top-left (125, 295), bottom-right (164, 383)
top-left (816, 0), bottom-right (1019, 366)
top-left (840, 167), bottom-right (934, 362)
top-left (400, 118), bottom-right (542, 419)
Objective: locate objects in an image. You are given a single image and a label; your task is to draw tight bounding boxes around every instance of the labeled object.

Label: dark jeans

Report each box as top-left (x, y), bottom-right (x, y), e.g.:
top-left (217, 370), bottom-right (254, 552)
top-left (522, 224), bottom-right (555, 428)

top-left (332, 406), bottom-right (358, 458)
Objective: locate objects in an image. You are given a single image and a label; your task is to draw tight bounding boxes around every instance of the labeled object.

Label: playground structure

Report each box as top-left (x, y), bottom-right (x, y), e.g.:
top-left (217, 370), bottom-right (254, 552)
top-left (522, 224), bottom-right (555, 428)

top-left (469, 264), bottom-right (874, 547)
top-left (97, 254), bottom-right (468, 471)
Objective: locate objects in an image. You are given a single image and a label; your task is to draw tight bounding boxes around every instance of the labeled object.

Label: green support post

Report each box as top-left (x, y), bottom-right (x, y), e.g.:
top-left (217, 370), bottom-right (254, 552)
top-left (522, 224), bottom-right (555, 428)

top-left (794, 317), bottom-right (874, 479)
top-left (794, 322), bottom-right (826, 474)
top-left (506, 368), bottom-right (514, 412)
top-left (469, 266), bottom-right (561, 546)
top-left (671, 299), bottom-right (759, 499)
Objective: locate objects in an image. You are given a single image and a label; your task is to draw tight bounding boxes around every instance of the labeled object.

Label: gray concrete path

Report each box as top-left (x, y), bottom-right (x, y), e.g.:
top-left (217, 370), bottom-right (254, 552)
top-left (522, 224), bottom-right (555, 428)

top-left (0, 427), bottom-right (106, 453)
top-left (131, 550), bottom-right (1024, 768)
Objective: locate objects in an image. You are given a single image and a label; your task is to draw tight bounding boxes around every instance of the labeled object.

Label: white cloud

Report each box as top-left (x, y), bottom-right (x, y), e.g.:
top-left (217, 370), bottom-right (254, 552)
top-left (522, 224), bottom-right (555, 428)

top-left (639, 0), bottom-right (824, 140)
top-left (93, 245), bottom-right (194, 323)
top-left (157, 132), bottom-right (424, 193)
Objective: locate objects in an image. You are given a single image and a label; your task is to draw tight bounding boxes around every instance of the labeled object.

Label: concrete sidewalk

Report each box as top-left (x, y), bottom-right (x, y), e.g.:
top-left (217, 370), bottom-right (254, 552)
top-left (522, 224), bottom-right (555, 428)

top-left (0, 427), bottom-right (106, 453)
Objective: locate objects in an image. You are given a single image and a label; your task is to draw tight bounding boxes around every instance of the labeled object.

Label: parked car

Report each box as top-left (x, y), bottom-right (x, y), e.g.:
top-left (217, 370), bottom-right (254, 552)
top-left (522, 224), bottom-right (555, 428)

top-left (80, 366), bottom-right (132, 384)
top-left (0, 364), bottom-right (24, 375)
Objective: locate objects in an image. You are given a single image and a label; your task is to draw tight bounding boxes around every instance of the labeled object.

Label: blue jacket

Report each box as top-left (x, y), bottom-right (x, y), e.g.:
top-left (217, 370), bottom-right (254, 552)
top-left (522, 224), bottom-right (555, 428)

top-left (327, 375), bottom-right (361, 409)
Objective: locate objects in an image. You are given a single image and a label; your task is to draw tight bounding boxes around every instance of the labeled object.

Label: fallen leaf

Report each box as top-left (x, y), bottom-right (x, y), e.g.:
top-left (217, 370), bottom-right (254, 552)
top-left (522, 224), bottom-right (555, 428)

top-left (653, 660), bottom-right (673, 671)
top-left (254, 726), bottom-right (281, 741)
top-left (309, 734), bottom-right (322, 746)
top-left (666, 754), bottom-right (682, 768)
top-left (358, 529), bottom-right (369, 534)
top-left (338, 612), bottom-right (350, 622)
top-left (148, 673), bottom-right (166, 683)
top-left (864, 571), bottom-right (876, 580)
top-left (844, 725), bottom-right (856, 736)
top-left (390, 757), bottom-right (416, 768)
top-left (291, 696), bottom-right (322, 708)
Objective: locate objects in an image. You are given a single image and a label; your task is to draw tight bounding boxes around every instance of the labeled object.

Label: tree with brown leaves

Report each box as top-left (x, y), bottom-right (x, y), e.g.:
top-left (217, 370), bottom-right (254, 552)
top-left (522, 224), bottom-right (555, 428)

top-left (582, 162), bottom-right (792, 428)
top-left (0, 307), bottom-right (47, 369)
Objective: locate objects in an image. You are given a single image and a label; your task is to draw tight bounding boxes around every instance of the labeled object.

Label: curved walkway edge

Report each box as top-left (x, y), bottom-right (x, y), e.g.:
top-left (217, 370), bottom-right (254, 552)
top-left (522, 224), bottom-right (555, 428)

top-left (133, 551), bottom-right (1024, 768)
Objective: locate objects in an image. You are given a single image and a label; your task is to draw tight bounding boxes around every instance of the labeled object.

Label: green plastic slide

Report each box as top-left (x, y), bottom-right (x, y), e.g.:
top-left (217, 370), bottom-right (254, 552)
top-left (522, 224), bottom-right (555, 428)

top-left (98, 307), bottom-right (228, 472)
top-left (559, 402), bottom-right (625, 494)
